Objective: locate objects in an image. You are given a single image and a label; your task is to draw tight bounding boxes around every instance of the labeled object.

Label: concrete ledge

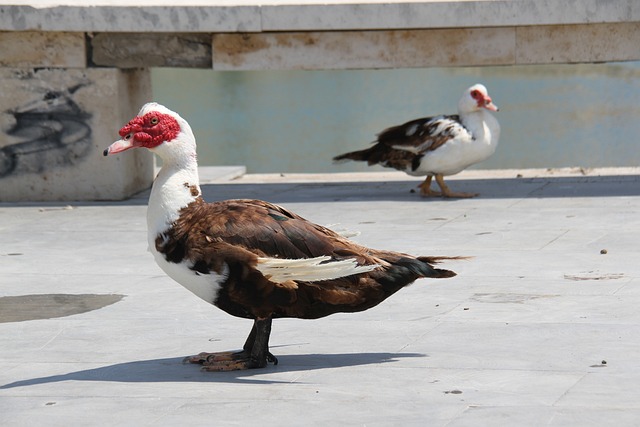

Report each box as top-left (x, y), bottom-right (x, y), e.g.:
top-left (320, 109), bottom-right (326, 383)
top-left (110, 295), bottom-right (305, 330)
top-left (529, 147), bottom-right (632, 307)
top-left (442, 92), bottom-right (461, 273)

top-left (0, 3), bottom-right (261, 33)
top-left (260, 0), bottom-right (638, 32)
top-left (0, 1), bottom-right (638, 33)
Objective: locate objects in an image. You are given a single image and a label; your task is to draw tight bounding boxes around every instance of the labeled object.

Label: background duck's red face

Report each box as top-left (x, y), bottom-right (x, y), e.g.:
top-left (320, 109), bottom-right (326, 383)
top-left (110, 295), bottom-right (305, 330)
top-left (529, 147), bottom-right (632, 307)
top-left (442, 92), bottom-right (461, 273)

top-left (470, 89), bottom-right (498, 111)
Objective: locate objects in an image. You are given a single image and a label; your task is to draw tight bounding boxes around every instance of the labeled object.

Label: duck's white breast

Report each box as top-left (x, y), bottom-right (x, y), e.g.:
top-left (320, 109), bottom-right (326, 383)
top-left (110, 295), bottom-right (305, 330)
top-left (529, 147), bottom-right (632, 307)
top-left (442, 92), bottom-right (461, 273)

top-left (150, 247), bottom-right (228, 304)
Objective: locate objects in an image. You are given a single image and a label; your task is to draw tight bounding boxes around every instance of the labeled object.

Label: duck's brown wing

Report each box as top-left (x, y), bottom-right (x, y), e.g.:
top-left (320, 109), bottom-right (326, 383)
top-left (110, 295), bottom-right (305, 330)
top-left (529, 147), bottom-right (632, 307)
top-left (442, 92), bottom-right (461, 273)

top-left (156, 198), bottom-right (455, 319)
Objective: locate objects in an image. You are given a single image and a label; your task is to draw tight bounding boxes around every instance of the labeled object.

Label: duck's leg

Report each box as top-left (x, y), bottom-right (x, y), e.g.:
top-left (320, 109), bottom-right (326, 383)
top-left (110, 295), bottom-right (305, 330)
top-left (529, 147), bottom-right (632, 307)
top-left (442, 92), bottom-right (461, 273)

top-left (435, 174), bottom-right (478, 198)
top-left (417, 175), bottom-right (442, 197)
top-left (185, 318), bottom-right (278, 371)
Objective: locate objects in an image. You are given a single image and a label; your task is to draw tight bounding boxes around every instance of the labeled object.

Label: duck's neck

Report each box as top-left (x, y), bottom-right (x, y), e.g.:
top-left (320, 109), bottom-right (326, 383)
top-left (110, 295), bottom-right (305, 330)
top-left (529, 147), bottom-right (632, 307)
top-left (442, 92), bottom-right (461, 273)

top-left (460, 109), bottom-right (500, 146)
top-left (147, 156), bottom-right (201, 239)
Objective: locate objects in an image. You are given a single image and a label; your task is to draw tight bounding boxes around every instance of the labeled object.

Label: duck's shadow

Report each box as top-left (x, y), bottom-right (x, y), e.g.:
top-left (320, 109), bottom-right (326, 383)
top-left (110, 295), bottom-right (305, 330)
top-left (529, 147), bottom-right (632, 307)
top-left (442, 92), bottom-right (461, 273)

top-left (0, 352), bottom-right (424, 389)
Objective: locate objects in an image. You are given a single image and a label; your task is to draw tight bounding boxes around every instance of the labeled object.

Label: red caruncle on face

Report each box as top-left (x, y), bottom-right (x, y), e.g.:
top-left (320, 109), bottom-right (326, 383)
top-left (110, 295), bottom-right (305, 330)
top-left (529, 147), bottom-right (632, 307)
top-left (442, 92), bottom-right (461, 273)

top-left (118, 112), bottom-right (181, 149)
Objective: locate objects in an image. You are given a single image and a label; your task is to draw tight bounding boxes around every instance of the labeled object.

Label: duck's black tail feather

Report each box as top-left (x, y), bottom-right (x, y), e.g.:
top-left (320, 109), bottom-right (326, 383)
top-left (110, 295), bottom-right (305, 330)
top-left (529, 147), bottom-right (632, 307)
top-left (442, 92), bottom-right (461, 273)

top-left (375, 255), bottom-right (465, 298)
top-left (416, 256), bottom-right (463, 278)
top-left (291, 255), bottom-right (465, 319)
top-left (333, 147), bottom-right (375, 163)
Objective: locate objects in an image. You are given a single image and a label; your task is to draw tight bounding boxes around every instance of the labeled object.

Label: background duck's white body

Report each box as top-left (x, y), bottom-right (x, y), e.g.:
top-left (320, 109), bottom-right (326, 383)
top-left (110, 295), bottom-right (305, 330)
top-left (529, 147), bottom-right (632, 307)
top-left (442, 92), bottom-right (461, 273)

top-left (334, 83), bottom-right (501, 198)
top-left (410, 110), bottom-right (501, 176)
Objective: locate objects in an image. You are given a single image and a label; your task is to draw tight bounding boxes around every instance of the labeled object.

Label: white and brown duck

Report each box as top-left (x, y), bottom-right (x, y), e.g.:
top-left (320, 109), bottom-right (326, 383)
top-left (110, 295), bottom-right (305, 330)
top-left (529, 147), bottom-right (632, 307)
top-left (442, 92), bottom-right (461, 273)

top-left (334, 84), bottom-right (500, 198)
top-left (104, 103), bottom-right (458, 371)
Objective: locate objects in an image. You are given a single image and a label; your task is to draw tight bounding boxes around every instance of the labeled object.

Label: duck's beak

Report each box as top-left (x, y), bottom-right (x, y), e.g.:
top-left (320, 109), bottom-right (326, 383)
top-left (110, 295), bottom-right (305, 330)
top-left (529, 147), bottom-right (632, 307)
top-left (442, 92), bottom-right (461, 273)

top-left (484, 97), bottom-right (499, 112)
top-left (103, 137), bottom-right (135, 156)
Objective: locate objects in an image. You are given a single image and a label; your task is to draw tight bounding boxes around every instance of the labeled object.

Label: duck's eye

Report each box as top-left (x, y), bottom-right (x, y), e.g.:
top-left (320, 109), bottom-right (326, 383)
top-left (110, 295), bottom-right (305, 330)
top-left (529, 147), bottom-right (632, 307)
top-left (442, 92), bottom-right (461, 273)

top-left (150, 117), bottom-right (159, 125)
top-left (124, 133), bottom-right (133, 140)
top-left (471, 90), bottom-right (481, 99)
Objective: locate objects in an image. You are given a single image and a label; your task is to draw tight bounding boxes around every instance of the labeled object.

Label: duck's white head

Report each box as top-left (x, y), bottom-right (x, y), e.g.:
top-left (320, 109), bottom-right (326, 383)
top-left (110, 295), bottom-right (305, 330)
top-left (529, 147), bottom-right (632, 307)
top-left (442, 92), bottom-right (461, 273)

top-left (457, 84), bottom-right (499, 115)
top-left (103, 102), bottom-right (197, 165)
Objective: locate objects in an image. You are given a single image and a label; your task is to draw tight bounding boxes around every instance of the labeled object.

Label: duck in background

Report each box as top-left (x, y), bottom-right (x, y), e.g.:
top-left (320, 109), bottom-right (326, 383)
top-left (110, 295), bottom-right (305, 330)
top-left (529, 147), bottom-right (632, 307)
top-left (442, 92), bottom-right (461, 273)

top-left (334, 84), bottom-right (500, 198)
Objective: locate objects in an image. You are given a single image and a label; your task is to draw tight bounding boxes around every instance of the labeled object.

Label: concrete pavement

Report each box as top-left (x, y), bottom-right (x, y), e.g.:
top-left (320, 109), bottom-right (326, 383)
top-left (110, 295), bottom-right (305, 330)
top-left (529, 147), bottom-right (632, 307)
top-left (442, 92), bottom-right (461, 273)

top-left (1, 168), bottom-right (640, 426)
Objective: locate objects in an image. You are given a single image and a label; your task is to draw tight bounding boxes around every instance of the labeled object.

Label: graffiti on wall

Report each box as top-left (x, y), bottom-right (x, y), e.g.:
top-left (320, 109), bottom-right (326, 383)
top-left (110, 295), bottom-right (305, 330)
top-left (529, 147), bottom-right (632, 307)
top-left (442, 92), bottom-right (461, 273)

top-left (0, 82), bottom-right (93, 178)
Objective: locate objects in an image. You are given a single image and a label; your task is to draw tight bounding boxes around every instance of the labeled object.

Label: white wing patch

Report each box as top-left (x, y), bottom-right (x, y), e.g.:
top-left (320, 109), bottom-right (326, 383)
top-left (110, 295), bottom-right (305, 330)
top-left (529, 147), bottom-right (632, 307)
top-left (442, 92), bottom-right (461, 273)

top-left (405, 123), bottom-right (419, 136)
top-left (256, 255), bottom-right (378, 283)
top-left (392, 144), bottom-right (424, 154)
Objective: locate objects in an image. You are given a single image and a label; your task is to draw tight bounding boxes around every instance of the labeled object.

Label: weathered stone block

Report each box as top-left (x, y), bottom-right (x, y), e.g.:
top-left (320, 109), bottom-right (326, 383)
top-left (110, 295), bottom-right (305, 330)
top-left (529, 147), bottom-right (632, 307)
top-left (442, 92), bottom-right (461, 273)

top-left (0, 68), bottom-right (153, 201)
top-left (516, 23), bottom-right (640, 64)
top-left (0, 31), bottom-right (86, 68)
top-left (212, 28), bottom-right (515, 70)
top-left (91, 33), bottom-right (211, 68)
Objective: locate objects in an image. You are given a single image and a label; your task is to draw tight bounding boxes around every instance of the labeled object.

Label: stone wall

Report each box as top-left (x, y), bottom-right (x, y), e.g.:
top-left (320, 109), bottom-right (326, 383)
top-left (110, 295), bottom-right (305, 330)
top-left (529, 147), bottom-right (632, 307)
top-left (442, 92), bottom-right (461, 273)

top-left (0, 0), bottom-right (638, 201)
top-left (0, 32), bottom-right (154, 201)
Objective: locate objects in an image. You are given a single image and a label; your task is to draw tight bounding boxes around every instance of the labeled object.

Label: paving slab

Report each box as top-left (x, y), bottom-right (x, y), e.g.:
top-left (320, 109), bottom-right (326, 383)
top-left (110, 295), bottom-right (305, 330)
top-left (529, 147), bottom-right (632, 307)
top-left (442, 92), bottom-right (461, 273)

top-left (1, 168), bottom-right (640, 426)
